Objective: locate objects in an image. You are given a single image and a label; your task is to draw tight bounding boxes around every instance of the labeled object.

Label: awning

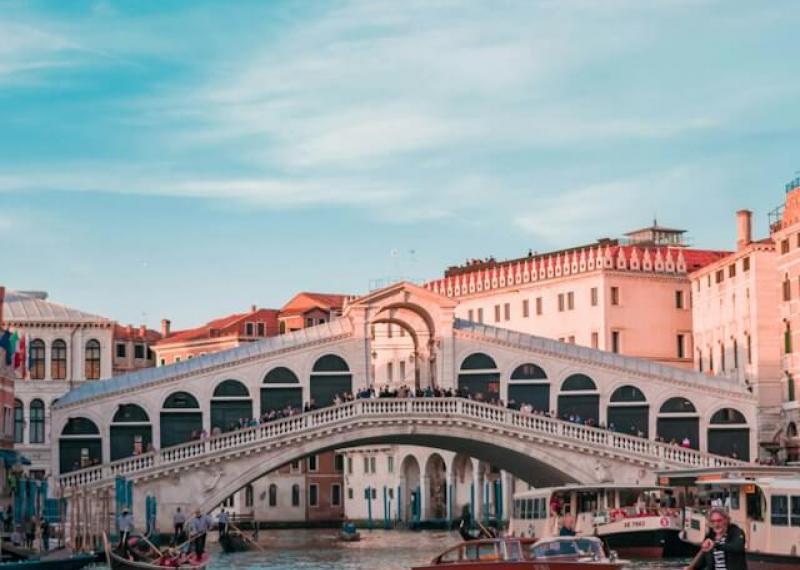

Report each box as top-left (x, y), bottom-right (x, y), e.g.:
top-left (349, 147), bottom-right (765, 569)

top-left (0, 449), bottom-right (31, 466)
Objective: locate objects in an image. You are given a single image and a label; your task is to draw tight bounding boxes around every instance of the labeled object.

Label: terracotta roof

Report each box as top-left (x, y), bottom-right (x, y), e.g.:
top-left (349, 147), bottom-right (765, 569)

top-left (113, 324), bottom-right (162, 343)
top-left (155, 308), bottom-right (280, 346)
top-left (279, 292), bottom-right (349, 316)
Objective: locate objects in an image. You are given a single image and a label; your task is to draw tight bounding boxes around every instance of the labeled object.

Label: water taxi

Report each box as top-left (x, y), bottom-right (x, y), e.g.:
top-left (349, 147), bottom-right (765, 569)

top-left (413, 536), bottom-right (626, 570)
top-left (658, 467), bottom-right (800, 570)
top-left (509, 484), bottom-right (688, 558)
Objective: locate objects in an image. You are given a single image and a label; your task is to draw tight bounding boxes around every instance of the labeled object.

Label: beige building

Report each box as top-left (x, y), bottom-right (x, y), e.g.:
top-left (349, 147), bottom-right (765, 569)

top-left (690, 211), bottom-right (782, 453)
top-left (426, 223), bottom-right (729, 368)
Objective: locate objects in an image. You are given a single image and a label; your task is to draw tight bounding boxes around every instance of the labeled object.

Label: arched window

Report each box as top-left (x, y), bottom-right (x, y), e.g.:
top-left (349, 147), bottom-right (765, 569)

top-left (51, 339), bottom-right (67, 380)
top-left (657, 397), bottom-right (699, 450)
top-left (211, 380), bottom-right (252, 433)
top-left (29, 399), bottom-right (45, 444)
top-left (557, 374), bottom-right (599, 424)
top-left (59, 417), bottom-right (101, 473)
top-left (262, 367), bottom-right (302, 415)
top-left (659, 398), bottom-right (697, 414)
top-left (608, 386), bottom-right (649, 437)
top-left (29, 339), bottom-right (45, 380)
top-left (508, 363), bottom-right (549, 412)
top-left (708, 408), bottom-right (749, 461)
top-left (310, 355), bottom-right (352, 407)
top-left (457, 353), bottom-right (499, 399)
top-left (85, 339), bottom-right (101, 380)
top-left (111, 404), bottom-right (152, 461)
top-left (13, 400), bottom-right (24, 444)
top-left (291, 484), bottom-right (300, 507)
top-left (561, 374), bottom-right (597, 391)
top-left (269, 484), bottom-right (277, 507)
top-left (160, 392), bottom-right (201, 448)
top-left (245, 484), bottom-right (254, 508)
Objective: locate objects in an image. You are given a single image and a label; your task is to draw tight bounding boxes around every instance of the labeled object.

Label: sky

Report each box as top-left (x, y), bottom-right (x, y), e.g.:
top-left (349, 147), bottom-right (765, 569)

top-left (1, 0), bottom-right (799, 329)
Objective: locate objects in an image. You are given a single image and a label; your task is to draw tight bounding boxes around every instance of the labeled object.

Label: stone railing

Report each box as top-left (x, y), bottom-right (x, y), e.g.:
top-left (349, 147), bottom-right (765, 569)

top-left (58, 398), bottom-right (744, 490)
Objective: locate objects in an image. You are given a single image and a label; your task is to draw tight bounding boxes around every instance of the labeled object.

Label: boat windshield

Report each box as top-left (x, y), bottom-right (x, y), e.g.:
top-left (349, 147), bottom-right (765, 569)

top-left (437, 542), bottom-right (502, 564)
top-left (530, 538), bottom-right (604, 559)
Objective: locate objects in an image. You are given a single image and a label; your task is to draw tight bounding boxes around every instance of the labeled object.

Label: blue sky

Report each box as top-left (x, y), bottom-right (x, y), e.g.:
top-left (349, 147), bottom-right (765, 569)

top-left (1, 0), bottom-right (799, 329)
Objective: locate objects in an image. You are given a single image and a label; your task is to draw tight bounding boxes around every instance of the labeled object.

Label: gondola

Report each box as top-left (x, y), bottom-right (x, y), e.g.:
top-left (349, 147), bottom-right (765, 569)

top-left (102, 533), bottom-right (210, 569)
top-left (218, 531), bottom-right (255, 553)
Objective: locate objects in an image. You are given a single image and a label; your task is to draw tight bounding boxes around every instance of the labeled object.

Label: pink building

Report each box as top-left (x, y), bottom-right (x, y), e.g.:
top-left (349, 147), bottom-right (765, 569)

top-left (426, 223), bottom-right (729, 368)
top-left (769, 175), bottom-right (800, 461)
top-left (690, 211), bottom-right (782, 453)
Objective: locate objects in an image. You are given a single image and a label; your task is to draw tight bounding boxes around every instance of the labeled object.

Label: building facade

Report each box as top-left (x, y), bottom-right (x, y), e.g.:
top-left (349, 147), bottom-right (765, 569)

top-left (425, 224), bottom-right (729, 368)
top-left (112, 324), bottom-right (161, 375)
top-left (690, 211), bottom-right (782, 456)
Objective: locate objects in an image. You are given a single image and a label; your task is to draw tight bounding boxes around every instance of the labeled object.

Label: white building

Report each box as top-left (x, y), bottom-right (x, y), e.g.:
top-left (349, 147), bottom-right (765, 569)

top-left (2, 290), bottom-right (115, 477)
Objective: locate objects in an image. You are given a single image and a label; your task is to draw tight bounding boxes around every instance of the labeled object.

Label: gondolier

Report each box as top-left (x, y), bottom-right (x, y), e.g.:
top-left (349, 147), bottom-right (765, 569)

top-left (217, 509), bottom-right (229, 538)
top-left (118, 507), bottom-right (134, 558)
top-left (188, 509), bottom-right (213, 558)
top-left (173, 507), bottom-right (186, 544)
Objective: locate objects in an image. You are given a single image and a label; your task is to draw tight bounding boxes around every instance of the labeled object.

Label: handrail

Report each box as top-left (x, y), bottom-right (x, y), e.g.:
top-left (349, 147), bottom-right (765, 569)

top-left (57, 398), bottom-right (745, 489)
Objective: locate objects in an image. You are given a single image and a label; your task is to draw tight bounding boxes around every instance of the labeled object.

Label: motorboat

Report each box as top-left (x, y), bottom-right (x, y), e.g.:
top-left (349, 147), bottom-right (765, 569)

top-left (412, 536), bottom-right (628, 570)
top-left (659, 467), bottom-right (800, 570)
top-left (339, 522), bottom-right (361, 542)
top-left (102, 532), bottom-right (210, 569)
top-left (510, 484), bottom-right (688, 558)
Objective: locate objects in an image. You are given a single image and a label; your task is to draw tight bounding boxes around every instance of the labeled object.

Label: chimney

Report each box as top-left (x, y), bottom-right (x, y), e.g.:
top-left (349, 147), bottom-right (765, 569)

top-left (737, 210), bottom-right (753, 250)
top-left (161, 318), bottom-right (171, 337)
top-left (139, 324), bottom-right (147, 337)
top-left (126, 324), bottom-right (133, 335)
top-left (251, 304), bottom-right (257, 313)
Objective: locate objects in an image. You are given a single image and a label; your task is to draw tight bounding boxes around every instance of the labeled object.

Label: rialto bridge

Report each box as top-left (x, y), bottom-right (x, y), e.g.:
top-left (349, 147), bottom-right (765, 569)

top-left (50, 282), bottom-right (756, 529)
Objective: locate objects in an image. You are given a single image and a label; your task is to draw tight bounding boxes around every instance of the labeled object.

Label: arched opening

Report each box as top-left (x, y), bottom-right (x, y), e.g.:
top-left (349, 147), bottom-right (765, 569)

top-left (268, 483), bottom-right (278, 507)
top-left (607, 385), bottom-right (649, 437)
top-left (557, 374), bottom-right (599, 424)
top-left (400, 455), bottom-right (421, 523)
top-left (708, 408), bottom-right (749, 461)
top-left (110, 404), bottom-right (152, 461)
top-left (451, 454), bottom-right (475, 522)
top-left (310, 355), bottom-right (352, 407)
top-left (51, 339), bottom-right (67, 380)
top-left (508, 363), bottom-right (549, 412)
top-left (657, 397), bottom-right (699, 449)
top-left (458, 353), bottom-right (500, 400)
top-left (160, 391), bottom-right (202, 448)
top-left (29, 339), bottom-right (45, 380)
top-left (211, 379), bottom-right (252, 433)
top-left (59, 417), bottom-right (101, 473)
top-left (424, 454), bottom-right (447, 521)
top-left (13, 399), bottom-right (24, 444)
top-left (29, 399), bottom-right (45, 444)
top-left (369, 320), bottom-right (417, 389)
top-left (85, 339), bottom-right (101, 380)
top-left (261, 367), bottom-right (302, 415)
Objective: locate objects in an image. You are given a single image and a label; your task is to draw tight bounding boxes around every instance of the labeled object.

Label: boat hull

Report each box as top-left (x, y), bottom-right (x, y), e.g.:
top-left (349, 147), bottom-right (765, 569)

top-left (102, 533), bottom-right (210, 570)
top-left (600, 528), bottom-right (695, 558)
top-left (219, 533), bottom-right (254, 553)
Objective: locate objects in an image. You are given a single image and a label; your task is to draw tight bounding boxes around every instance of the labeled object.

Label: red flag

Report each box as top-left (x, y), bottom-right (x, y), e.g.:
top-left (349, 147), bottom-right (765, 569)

top-left (13, 333), bottom-right (26, 378)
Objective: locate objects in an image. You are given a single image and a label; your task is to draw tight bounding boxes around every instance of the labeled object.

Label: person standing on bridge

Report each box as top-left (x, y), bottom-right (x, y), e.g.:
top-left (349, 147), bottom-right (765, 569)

top-left (173, 507), bottom-right (186, 544)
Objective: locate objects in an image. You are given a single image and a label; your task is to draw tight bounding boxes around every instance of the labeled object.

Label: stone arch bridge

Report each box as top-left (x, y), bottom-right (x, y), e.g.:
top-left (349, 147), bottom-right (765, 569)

top-left (51, 283), bottom-right (755, 529)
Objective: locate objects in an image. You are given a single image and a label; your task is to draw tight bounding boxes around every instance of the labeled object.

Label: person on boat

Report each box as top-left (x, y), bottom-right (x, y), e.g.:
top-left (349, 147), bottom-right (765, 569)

top-left (23, 516), bottom-right (36, 550)
top-left (39, 515), bottom-right (50, 552)
top-left (188, 509), bottom-right (213, 558)
top-left (118, 507), bottom-right (135, 559)
top-left (689, 507), bottom-right (747, 570)
top-left (217, 508), bottom-right (229, 538)
top-left (173, 506), bottom-right (186, 544)
top-left (559, 514), bottom-right (577, 537)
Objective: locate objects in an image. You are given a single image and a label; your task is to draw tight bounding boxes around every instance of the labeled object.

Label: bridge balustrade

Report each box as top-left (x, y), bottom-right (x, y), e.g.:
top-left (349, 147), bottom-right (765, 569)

top-left (57, 397), bottom-right (744, 490)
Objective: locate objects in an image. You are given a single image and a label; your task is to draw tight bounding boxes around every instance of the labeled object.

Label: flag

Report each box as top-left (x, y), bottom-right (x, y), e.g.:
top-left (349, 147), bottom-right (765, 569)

top-left (0, 330), bottom-right (12, 366)
top-left (18, 333), bottom-right (27, 378)
top-left (11, 331), bottom-right (22, 372)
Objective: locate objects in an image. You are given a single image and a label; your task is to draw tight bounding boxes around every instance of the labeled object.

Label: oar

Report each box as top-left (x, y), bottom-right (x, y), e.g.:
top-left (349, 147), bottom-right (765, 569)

top-left (139, 534), bottom-right (164, 559)
top-left (229, 522), bottom-right (264, 551)
top-left (685, 546), bottom-right (705, 570)
top-left (176, 531), bottom-right (205, 552)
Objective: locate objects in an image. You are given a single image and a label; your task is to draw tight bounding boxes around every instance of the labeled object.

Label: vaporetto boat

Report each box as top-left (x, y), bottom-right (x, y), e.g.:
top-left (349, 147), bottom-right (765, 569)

top-left (658, 467), bottom-right (800, 570)
top-left (509, 484), bottom-right (691, 558)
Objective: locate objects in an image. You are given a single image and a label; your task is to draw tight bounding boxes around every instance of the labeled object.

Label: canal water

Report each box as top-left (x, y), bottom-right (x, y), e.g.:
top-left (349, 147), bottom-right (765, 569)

top-left (96, 529), bottom-right (692, 569)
